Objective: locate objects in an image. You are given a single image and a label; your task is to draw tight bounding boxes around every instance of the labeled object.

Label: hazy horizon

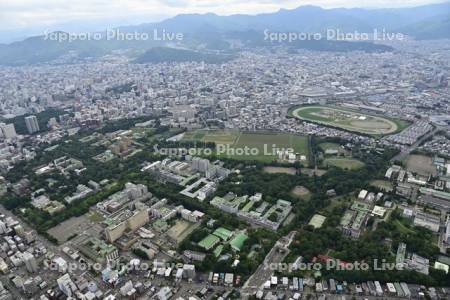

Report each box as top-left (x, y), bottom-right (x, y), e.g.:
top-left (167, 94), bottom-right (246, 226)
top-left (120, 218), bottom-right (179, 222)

top-left (0, 0), bottom-right (448, 42)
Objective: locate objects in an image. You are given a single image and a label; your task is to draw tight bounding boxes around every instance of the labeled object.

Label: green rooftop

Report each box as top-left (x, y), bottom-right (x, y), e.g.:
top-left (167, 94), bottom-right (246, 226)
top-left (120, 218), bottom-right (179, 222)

top-left (198, 234), bottom-right (220, 251)
top-left (241, 200), bottom-right (255, 212)
top-left (352, 211), bottom-right (367, 230)
top-left (78, 237), bottom-right (117, 263)
top-left (230, 232), bottom-right (248, 251)
top-left (213, 245), bottom-right (224, 257)
top-left (213, 227), bottom-right (233, 241)
top-left (340, 211), bottom-right (354, 227)
top-left (351, 201), bottom-right (371, 212)
top-left (152, 219), bottom-right (169, 233)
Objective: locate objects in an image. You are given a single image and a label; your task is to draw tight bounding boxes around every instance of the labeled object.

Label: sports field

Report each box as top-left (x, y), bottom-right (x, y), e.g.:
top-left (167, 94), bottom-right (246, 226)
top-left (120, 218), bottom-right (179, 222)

top-left (290, 105), bottom-right (409, 136)
top-left (324, 158), bottom-right (365, 170)
top-left (182, 129), bottom-right (240, 144)
top-left (405, 154), bottom-right (438, 176)
top-left (319, 142), bottom-right (342, 152)
top-left (182, 130), bottom-right (309, 163)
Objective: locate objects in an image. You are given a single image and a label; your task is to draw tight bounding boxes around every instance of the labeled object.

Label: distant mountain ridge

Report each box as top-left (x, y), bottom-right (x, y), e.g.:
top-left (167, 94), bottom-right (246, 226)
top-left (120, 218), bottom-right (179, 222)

top-left (128, 2), bottom-right (450, 36)
top-left (0, 2), bottom-right (449, 65)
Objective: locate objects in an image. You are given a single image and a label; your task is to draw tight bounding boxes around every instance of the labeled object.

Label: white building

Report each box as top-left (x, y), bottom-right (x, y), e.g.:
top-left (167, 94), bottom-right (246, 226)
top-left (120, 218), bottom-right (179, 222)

top-left (0, 123), bottom-right (17, 139)
top-left (57, 274), bottom-right (77, 297)
top-left (22, 252), bottom-right (38, 273)
top-left (413, 211), bottom-right (441, 233)
top-left (182, 264), bottom-right (196, 279)
top-left (358, 190), bottom-right (368, 200)
top-left (445, 219), bottom-right (450, 244)
top-left (25, 115), bottom-right (40, 134)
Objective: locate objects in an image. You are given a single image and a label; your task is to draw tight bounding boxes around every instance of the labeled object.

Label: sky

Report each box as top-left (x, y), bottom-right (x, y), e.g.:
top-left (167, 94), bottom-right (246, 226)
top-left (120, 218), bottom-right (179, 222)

top-left (0, 0), bottom-right (445, 40)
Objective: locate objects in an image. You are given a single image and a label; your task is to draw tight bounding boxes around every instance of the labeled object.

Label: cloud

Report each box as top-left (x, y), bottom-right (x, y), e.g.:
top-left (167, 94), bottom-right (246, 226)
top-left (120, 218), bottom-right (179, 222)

top-left (0, 0), bottom-right (444, 31)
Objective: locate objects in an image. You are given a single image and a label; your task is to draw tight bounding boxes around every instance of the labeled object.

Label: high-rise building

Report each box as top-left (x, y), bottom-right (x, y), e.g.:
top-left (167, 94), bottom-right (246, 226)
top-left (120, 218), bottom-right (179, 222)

top-left (183, 264), bottom-right (196, 279)
top-left (22, 252), bottom-right (38, 273)
top-left (25, 115), bottom-right (40, 134)
top-left (446, 219), bottom-right (450, 244)
top-left (0, 123), bottom-right (17, 139)
top-left (0, 221), bottom-right (6, 234)
top-left (57, 274), bottom-right (76, 297)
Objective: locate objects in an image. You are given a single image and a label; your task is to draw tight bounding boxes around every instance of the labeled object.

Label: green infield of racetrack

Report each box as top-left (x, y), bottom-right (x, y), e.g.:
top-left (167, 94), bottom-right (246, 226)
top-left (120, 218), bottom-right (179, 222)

top-left (289, 105), bottom-right (410, 136)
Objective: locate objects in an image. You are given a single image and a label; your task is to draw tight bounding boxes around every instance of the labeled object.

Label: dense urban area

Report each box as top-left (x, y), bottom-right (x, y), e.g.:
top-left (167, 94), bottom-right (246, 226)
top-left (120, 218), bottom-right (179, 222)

top-left (0, 24), bottom-right (449, 300)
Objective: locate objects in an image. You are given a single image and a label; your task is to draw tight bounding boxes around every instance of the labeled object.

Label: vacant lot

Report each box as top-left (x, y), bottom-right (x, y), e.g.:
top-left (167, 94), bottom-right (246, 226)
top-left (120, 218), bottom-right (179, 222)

top-left (406, 154), bottom-right (437, 176)
top-left (291, 186), bottom-right (311, 200)
top-left (263, 166), bottom-right (297, 175)
top-left (167, 220), bottom-right (199, 244)
top-left (47, 215), bottom-right (103, 244)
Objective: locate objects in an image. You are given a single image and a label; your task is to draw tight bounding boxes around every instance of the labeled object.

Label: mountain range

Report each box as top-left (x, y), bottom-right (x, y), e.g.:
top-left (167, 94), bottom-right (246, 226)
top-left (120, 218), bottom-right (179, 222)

top-left (0, 2), bottom-right (449, 65)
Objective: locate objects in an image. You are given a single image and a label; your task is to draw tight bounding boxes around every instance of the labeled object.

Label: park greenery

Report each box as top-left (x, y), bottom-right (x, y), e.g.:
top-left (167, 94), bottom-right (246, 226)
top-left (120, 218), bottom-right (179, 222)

top-left (0, 118), bottom-right (446, 285)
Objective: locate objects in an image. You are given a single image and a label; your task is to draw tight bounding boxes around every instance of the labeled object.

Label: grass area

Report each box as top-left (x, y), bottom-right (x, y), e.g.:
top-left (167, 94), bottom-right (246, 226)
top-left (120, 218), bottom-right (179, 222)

top-left (182, 129), bottom-right (240, 144)
top-left (393, 119), bottom-right (412, 132)
top-left (319, 195), bottom-right (353, 215)
top-left (394, 219), bottom-right (416, 234)
top-left (370, 180), bottom-right (393, 192)
top-left (319, 142), bottom-right (342, 152)
top-left (183, 130), bottom-right (309, 163)
top-left (290, 105), bottom-right (410, 136)
top-left (324, 158), bottom-right (365, 170)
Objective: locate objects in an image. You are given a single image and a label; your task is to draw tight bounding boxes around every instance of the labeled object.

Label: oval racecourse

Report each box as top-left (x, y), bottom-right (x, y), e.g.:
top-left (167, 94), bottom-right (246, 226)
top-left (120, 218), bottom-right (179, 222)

top-left (291, 105), bottom-right (401, 135)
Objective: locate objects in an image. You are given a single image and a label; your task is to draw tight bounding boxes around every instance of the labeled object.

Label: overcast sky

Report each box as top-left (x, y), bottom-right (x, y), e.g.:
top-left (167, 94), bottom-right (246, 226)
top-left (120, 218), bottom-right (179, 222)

top-left (0, 0), bottom-right (445, 31)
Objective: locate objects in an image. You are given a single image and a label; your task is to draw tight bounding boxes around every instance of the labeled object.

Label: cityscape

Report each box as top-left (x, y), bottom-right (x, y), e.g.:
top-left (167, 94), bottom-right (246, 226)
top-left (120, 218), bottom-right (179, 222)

top-left (0, 1), bottom-right (450, 300)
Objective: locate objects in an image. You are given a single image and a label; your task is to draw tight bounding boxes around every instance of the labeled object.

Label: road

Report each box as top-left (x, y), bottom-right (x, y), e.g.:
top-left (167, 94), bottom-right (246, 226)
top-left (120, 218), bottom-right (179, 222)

top-left (241, 231), bottom-right (296, 298)
top-left (390, 126), bottom-right (443, 163)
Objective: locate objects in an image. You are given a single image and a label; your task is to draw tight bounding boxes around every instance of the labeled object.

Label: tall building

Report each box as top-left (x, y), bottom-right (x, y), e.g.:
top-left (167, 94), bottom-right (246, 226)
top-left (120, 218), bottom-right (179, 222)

top-left (0, 123), bottom-right (17, 139)
top-left (446, 219), bottom-right (450, 244)
top-left (183, 264), bottom-right (196, 279)
top-left (57, 274), bottom-right (77, 297)
top-left (25, 115), bottom-right (40, 134)
top-left (0, 221), bottom-right (6, 234)
top-left (191, 157), bottom-right (210, 173)
top-left (22, 252), bottom-right (38, 273)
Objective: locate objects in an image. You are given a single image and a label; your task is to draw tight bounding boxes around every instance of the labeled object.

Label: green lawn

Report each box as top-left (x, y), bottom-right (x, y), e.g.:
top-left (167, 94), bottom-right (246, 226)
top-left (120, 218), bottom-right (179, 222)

top-left (319, 142), bottom-right (342, 152)
top-left (324, 158), bottom-right (365, 170)
top-left (370, 180), bottom-right (394, 192)
top-left (183, 129), bottom-right (240, 145)
top-left (183, 130), bottom-right (309, 163)
top-left (394, 219), bottom-right (416, 234)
